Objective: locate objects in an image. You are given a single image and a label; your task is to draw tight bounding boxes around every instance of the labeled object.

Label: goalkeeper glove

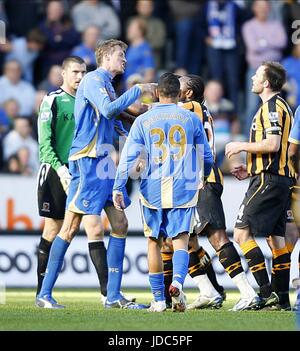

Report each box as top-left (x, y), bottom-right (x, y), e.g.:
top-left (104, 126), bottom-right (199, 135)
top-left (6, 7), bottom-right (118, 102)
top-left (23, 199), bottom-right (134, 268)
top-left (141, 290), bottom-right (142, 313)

top-left (57, 165), bottom-right (71, 195)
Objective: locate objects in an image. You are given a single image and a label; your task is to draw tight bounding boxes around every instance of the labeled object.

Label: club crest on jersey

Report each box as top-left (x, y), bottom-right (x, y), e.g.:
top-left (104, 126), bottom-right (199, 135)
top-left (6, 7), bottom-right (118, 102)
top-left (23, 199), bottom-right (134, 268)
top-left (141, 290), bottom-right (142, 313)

top-left (268, 112), bottom-right (279, 122)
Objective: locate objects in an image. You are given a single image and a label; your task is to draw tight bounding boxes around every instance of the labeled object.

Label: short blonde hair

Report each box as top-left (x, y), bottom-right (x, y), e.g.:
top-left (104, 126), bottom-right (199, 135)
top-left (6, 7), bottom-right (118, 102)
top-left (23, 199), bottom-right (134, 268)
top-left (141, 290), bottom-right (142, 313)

top-left (95, 39), bottom-right (128, 67)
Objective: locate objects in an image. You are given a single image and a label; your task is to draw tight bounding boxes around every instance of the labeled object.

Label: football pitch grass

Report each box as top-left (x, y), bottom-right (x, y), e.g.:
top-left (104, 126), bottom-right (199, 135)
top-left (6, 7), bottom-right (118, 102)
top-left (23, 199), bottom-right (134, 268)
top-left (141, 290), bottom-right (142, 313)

top-left (0, 289), bottom-right (298, 331)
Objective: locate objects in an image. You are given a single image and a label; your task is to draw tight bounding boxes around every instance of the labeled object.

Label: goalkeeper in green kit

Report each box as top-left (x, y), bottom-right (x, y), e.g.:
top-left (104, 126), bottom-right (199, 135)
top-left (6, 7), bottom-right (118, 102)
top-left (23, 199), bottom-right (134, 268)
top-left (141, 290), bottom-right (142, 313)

top-left (36, 56), bottom-right (111, 303)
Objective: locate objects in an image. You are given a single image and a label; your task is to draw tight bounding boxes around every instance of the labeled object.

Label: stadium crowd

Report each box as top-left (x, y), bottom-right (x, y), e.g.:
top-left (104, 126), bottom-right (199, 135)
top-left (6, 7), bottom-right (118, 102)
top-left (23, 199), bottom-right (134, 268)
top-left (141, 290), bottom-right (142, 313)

top-left (0, 0), bottom-right (299, 176)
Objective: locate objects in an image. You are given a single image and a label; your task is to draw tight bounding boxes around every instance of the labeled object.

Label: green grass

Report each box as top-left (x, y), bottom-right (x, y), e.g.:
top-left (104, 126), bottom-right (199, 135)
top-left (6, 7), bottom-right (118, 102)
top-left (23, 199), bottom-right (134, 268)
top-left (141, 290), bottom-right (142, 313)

top-left (0, 289), bottom-right (297, 331)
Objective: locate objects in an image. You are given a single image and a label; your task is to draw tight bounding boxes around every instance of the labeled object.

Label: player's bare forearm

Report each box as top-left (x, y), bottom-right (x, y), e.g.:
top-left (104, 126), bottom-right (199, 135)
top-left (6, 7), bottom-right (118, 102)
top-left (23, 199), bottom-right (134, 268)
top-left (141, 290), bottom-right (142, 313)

top-left (117, 111), bottom-right (136, 125)
top-left (226, 135), bottom-right (280, 159)
top-left (243, 136), bottom-right (280, 154)
top-left (126, 103), bottom-right (148, 116)
top-left (288, 143), bottom-right (299, 178)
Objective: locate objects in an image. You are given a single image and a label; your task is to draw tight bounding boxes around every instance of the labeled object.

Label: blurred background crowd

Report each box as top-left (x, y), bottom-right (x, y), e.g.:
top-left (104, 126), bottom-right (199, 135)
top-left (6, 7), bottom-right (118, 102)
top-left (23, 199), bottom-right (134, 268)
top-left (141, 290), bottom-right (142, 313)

top-left (0, 0), bottom-right (299, 177)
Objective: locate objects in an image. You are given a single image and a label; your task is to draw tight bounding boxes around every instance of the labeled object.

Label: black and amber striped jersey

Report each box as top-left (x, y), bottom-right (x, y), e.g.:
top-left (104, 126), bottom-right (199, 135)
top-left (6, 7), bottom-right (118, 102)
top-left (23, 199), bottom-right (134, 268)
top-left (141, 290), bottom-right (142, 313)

top-left (247, 94), bottom-right (294, 178)
top-left (181, 100), bottom-right (223, 185)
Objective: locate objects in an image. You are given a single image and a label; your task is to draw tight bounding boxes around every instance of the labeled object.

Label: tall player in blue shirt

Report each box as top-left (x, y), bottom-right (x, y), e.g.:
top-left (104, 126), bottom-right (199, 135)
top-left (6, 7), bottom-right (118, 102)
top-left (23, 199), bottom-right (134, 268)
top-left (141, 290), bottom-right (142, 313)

top-left (113, 73), bottom-right (213, 312)
top-left (36, 39), bottom-right (155, 309)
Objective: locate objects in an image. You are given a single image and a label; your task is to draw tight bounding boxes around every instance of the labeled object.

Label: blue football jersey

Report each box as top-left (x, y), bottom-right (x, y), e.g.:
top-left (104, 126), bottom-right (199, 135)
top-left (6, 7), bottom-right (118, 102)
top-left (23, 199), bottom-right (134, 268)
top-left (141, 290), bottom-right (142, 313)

top-left (69, 68), bottom-right (142, 160)
top-left (114, 103), bottom-right (213, 208)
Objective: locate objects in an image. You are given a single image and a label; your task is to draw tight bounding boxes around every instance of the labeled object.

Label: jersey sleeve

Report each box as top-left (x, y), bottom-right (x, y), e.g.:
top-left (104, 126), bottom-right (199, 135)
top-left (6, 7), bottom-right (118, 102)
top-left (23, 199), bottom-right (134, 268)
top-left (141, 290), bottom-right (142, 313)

top-left (263, 99), bottom-right (282, 135)
top-left (289, 106), bottom-right (300, 145)
top-left (193, 114), bottom-right (213, 178)
top-left (38, 95), bottom-right (63, 171)
top-left (113, 120), bottom-right (145, 191)
top-left (83, 73), bottom-right (142, 120)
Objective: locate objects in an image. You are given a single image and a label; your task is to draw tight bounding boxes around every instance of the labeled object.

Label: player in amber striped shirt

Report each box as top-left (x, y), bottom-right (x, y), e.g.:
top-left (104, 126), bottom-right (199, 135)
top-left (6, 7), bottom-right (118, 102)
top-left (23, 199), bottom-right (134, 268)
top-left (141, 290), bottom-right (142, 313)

top-left (226, 61), bottom-right (295, 310)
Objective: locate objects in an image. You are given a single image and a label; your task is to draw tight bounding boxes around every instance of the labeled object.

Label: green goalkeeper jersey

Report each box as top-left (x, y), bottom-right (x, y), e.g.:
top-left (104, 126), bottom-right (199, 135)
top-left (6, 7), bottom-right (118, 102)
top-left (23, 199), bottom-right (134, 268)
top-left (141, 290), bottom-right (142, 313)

top-left (38, 89), bottom-right (75, 171)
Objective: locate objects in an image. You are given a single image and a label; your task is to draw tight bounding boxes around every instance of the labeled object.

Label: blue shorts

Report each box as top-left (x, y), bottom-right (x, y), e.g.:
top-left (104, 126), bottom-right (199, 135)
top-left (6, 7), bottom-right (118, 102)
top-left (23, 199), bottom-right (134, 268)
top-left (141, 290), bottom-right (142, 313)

top-left (66, 157), bottom-right (130, 215)
top-left (140, 205), bottom-right (194, 239)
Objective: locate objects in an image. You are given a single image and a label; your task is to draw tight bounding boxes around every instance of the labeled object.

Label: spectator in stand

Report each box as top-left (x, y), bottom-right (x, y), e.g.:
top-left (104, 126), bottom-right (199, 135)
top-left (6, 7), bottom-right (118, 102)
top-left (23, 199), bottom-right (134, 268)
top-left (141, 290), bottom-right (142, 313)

top-left (204, 79), bottom-right (241, 170)
top-left (71, 25), bottom-right (101, 71)
top-left (123, 17), bottom-right (155, 85)
top-left (3, 147), bottom-right (34, 175)
top-left (134, 0), bottom-right (166, 69)
top-left (0, 60), bottom-right (36, 116)
top-left (17, 147), bottom-right (34, 175)
top-left (0, 28), bottom-right (46, 83)
top-left (242, 0), bottom-right (287, 135)
top-left (4, 154), bottom-right (21, 174)
top-left (4, 0), bottom-right (41, 37)
top-left (3, 116), bottom-right (39, 174)
top-left (203, 0), bottom-right (245, 113)
top-left (107, 0), bottom-right (137, 41)
top-left (1, 98), bottom-right (20, 129)
top-left (38, 65), bottom-right (63, 93)
top-left (35, 90), bottom-right (47, 115)
top-left (283, 43), bottom-right (300, 111)
top-left (71, 0), bottom-right (120, 39)
top-left (168, 0), bottom-right (204, 75)
top-left (39, 0), bottom-right (80, 77)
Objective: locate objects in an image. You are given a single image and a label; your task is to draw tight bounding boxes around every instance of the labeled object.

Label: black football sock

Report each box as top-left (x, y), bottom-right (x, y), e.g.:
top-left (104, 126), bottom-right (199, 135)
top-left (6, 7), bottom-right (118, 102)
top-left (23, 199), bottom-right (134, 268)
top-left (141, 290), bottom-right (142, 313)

top-left (271, 246), bottom-right (291, 306)
top-left (188, 248), bottom-right (205, 277)
top-left (162, 252), bottom-right (173, 306)
top-left (88, 241), bottom-right (108, 297)
top-left (197, 247), bottom-right (224, 295)
top-left (36, 237), bottom-right (53, 296)
top-left (217, 242), bottom-right (243, 279)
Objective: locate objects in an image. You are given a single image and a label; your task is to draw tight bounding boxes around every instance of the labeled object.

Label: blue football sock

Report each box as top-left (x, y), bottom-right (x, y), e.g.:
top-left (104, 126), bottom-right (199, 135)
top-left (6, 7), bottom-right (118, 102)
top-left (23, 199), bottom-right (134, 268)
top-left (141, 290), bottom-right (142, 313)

top-left (38, 236), bottom-right (69, 298)
top-left (149, 272), bottom-right (165, 302)
top-left (107, 235), bottom-right (126, 302)
top-left (172, 249), bottom-right (189, 287)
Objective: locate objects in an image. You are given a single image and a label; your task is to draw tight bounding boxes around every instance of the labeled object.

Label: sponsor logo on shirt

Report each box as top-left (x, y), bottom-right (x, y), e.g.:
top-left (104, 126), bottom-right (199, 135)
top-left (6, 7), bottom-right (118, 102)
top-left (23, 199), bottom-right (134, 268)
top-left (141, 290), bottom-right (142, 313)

top-left (268, 112), bottom-right (279, 122)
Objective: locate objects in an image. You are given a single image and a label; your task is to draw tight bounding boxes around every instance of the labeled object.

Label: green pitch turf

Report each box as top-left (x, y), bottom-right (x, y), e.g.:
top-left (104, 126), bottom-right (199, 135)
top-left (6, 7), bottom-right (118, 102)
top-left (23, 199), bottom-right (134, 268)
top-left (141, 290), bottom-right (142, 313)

top-left (0, 289), bottom-right (298, 331)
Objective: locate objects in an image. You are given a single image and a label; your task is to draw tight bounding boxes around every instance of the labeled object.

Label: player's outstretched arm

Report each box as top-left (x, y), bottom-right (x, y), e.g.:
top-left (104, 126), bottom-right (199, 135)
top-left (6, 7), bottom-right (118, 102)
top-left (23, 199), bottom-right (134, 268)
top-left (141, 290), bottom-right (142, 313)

top-left (116, 111), bottom-right (137, 125)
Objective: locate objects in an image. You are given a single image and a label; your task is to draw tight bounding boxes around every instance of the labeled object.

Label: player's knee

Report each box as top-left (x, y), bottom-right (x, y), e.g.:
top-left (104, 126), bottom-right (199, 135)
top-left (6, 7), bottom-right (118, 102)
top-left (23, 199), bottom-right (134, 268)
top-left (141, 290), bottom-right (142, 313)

top-left (188, 234), bottom-right (198, 249)
top-left (111, 217), bottom-right (128, 236)
top-left (59, 223), bottom-right (79, 242)
top-left (87, 226), bottom-right (104, 241)
top-left (42, 229), bottom-right (57, 242)
top-left (42, 223), bottom-right (61, 242)
top-left (208, 229), bottom-right (229, 251)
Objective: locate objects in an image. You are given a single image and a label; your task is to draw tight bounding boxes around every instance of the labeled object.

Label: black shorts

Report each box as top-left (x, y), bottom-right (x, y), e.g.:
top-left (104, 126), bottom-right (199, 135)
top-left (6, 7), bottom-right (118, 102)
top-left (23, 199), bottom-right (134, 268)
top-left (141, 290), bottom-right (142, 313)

top-left (193, 182), bottom-right (226, 235)
top-left (37, 163), bottom-right (66, 219)
top-left (235, 172), bottom-right (293, 237)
